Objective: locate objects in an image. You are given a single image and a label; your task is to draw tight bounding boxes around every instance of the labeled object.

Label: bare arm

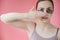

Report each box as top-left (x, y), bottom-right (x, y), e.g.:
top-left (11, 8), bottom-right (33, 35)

top-left (0, 13), bottom-right (35, 34)
top-left (0, 12), bottom-right (37, 23)
top-left (0, 12), bottom-right (36, 35)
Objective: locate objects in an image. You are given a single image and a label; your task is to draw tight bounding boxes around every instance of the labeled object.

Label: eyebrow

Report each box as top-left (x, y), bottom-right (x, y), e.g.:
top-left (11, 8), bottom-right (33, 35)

top-left (47, 7), bottom-right (53, 9)
top-left (37, 7), bottom-right (53, 10)
top-left (47, 7), bottom-right (51, 9)
top-left (37, 7), bottom-right (44, 10)
top-left (38, 7), bottom-right (51, 9)
top-left (47, 7), bottom-right (53, 10)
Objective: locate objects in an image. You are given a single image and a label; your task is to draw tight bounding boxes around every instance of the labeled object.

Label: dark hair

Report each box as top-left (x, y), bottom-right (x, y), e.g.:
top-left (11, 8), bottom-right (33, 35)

top-left (36, 0), bottom-right (54, 10)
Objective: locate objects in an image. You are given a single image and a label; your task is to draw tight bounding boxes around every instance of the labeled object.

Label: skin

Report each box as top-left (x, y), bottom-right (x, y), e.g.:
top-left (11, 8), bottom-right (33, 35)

top-left (0, 12), bottom-right (36, 38)
top-left (1, 0), bottom-right (60, 39)
top-left (36, 1), bottom-right (53, 23)
top-left (36, 1), bottom-right (60, 38)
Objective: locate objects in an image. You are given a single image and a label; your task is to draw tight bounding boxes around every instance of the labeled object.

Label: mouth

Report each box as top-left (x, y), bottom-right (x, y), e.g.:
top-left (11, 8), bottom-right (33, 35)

top-left (41, 16), bottom-right (48, 19)
top-left (40, 16), bottom-right (48, 22)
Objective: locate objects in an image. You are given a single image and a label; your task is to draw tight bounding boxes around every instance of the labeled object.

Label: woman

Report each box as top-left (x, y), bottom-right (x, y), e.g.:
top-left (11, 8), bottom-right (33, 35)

top-left (30, 0), bottom-right (59, 40)
top-left (1, 0), bottom-right (60, 40)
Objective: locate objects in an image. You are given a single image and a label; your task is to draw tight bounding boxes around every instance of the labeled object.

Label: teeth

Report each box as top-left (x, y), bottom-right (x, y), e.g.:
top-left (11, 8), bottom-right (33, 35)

top-left (42, 17), bottom-right (48, 19)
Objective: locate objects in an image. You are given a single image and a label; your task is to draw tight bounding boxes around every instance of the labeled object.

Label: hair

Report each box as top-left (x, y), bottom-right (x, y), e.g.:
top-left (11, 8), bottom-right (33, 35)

top-left (36, 0), bottom-right (54, 10)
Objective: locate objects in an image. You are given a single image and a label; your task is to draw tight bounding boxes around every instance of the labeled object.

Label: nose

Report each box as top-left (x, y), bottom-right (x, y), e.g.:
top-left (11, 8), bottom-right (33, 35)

top-left (42, 13), bottom-right (47, 17)
top-left (44, 9), bottom-right (49, 14)
top-left (41, 14), bottom-right (48, 19)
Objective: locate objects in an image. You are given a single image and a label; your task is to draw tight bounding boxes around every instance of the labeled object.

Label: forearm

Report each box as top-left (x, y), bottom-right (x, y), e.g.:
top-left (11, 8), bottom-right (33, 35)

top-left (5, 20), bottom-right (26, 29)
top-left (0, 12), bottom-right (36, 23)
top-left (5, 20), bottom-right (35, 34)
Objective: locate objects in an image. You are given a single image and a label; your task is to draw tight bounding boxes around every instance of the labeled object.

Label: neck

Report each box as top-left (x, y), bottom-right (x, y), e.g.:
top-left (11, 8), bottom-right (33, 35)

top-left (36, 20), bottom-right (53, 28)
top-left (36, 20), bottom-right (57, 38)
top-left (36, 20), bottom-right (57, 32)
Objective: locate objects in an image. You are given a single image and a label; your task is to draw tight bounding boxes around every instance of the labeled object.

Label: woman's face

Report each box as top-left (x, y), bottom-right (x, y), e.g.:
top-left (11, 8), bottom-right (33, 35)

top-left (36, 1), bottom-right (54, 22)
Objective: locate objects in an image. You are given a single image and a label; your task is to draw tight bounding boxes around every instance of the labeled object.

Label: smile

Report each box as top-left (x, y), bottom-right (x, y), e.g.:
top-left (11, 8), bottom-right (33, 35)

top-left (41, 16), bottom-right (48, 19)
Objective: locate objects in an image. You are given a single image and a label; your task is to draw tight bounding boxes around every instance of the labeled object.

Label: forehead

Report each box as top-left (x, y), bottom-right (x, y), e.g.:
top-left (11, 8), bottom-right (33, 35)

top-left (37, 1), bottom-right (53, 8)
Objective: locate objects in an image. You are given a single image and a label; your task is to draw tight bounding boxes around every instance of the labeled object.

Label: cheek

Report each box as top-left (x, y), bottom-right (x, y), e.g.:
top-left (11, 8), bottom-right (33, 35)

top-left (37, 12), bottom-right (44, 16)
top-left (48, 14), bottom-right (52, 19)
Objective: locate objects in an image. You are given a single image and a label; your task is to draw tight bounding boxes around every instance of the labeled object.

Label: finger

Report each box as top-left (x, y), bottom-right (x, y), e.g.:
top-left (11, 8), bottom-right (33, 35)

top-left (29, 6), bottom-right (34, 12)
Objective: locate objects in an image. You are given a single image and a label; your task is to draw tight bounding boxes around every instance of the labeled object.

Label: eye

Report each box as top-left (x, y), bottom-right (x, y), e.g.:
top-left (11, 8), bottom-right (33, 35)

top-left (37, 8), bottom-right (44, 12)
top-left (46, 8), bottom-right (53, 14)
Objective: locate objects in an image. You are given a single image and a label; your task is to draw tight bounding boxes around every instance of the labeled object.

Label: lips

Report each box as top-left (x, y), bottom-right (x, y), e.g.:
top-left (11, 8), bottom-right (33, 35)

top-left (41, 16), bottom-right (48, 19)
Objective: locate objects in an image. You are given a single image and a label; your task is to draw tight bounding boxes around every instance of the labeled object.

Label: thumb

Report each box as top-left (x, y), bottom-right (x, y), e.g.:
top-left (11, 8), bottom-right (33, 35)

top-left (29, 6), bottom-right (34, 12)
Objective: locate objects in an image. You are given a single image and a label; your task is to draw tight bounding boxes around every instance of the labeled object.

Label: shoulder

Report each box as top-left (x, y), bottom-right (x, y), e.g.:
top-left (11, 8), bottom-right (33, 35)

top-left (57, 28), bottom-right (60, 40)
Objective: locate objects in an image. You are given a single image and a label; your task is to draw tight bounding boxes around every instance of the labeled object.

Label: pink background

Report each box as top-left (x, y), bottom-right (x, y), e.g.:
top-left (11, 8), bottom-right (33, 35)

top-left (51, 0), bottom-right (60, 28)
top-left (0, 0), bottom-right (60, 40)
top-left (0, 0), bottom-right (37, 40)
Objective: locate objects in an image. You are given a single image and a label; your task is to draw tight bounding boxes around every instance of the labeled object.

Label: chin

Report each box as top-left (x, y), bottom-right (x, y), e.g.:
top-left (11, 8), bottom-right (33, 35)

top-left (41, 19), bottom-right (49, 23)
top-left (42, 21), bottom-right (48, 23)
